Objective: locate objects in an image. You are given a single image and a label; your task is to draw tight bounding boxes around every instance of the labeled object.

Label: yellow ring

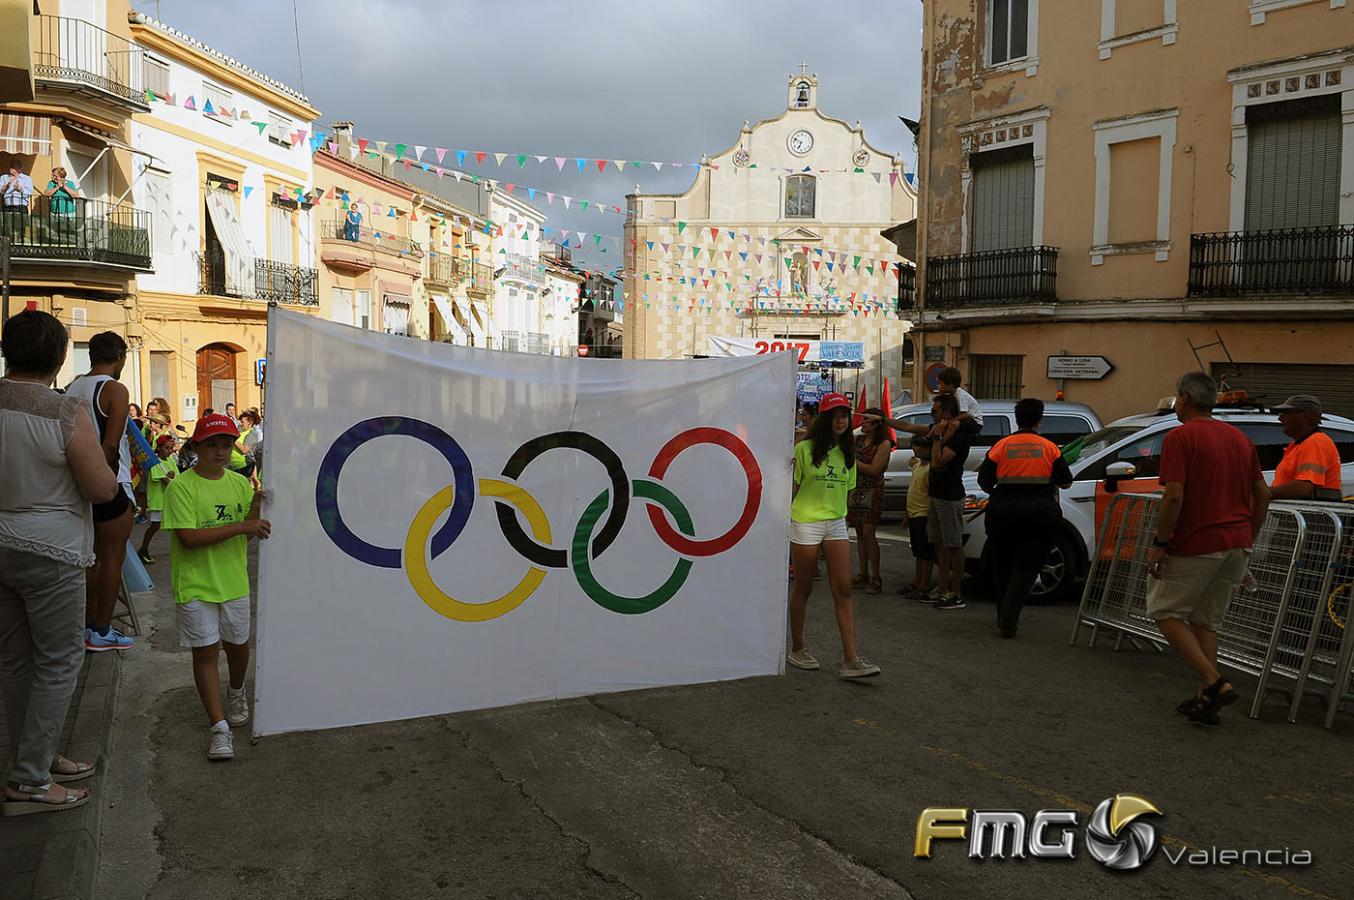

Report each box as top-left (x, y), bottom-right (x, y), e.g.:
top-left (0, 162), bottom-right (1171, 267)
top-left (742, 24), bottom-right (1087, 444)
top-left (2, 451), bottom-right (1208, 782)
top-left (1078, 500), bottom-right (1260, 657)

top-left (1328, 582), bottom-right (1349, 631)
top-left (403, 478), bottom-right (552, 622)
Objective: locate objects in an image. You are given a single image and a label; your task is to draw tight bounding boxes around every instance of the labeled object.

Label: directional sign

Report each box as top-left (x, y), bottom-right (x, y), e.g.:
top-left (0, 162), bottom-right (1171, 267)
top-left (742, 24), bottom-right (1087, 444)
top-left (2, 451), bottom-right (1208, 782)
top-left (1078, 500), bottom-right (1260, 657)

top-left (1047, 355), bottom-right (1115, 381)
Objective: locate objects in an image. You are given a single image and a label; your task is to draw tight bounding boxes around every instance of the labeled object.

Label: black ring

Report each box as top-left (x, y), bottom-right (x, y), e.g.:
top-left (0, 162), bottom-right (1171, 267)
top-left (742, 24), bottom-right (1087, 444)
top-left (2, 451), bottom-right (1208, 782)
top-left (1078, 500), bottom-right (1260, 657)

top-left (496, 432), bottom-right (629, 568)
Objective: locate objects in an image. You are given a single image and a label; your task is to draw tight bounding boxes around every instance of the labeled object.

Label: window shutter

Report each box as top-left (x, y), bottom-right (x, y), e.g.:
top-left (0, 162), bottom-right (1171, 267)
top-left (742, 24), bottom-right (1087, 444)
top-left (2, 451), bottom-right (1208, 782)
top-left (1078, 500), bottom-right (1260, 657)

top-left (269, 204), bottom-right (293, 263)
top-left (1245, 100), bottom-right (1341, 232)
top-left (971, 151), bottom-right (1035, 252)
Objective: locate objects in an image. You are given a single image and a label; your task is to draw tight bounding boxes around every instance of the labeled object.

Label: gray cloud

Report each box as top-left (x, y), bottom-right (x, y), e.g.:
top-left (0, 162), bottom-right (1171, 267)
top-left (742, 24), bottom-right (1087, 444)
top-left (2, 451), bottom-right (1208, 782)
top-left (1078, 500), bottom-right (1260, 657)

top-left (135, 0), bottom-right (921, 278)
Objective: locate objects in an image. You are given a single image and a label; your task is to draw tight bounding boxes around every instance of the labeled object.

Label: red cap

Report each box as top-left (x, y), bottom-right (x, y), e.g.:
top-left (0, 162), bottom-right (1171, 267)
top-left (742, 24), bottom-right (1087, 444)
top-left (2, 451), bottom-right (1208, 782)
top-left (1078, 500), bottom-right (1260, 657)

top-left (818, 392), bottom-right (851, 414)
top-left (190, 413), bottom-right (239, 443)
top-left (155, 433), bottom-right (176, 449)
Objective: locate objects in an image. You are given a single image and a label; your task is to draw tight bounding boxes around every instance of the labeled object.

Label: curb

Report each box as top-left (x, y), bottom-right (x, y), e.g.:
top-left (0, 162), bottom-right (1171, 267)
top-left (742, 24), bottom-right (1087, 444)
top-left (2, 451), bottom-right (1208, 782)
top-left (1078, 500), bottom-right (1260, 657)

top-left (30, 650), bottom-right (122, 900)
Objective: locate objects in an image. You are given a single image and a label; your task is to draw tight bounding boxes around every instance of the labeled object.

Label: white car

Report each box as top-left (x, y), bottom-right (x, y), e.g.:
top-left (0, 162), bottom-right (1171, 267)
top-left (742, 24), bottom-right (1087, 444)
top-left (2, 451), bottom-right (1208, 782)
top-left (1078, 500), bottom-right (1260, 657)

top-left (959, 404), bottom-right (1354, 603)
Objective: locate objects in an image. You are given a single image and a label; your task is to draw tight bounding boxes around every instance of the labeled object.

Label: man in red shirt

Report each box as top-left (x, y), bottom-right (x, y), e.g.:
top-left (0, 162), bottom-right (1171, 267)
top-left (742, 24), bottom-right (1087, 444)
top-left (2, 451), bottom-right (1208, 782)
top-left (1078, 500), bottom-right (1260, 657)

top-left (1270, 394), bottom-right (1343, 501)
top-left (1147, 372), bottom-right (1271, 726)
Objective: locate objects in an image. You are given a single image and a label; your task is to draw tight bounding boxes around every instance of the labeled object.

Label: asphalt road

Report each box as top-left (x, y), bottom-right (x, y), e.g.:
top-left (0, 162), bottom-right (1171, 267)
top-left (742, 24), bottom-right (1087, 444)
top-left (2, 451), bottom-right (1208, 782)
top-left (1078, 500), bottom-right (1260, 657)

top-left (95, 524), bottom-right (1352, 900)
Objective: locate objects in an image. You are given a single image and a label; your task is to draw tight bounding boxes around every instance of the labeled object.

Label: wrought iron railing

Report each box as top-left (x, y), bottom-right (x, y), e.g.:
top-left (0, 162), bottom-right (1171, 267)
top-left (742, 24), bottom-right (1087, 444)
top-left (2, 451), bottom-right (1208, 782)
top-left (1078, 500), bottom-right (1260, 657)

top-left (1188, 225), bottom-right (1354, 297)
top-left (426, 254), bottom-right (461, 285)
top-left (467, 262), bottom-right (492, 293)
top-left (255, 259), bottom-right (319, 306)
top-left (3, 197), bottom-right (150, 268)
top-left (33, 15), bottom-right (148, 107)
top-left (896, 261), bottom-right (917, 313)
top-left (500, 252), bottom-right (544, 286)
top-left (326, 217), bottom-right (423, 257)
top-left (924, 246), bottom-right (1058, 308)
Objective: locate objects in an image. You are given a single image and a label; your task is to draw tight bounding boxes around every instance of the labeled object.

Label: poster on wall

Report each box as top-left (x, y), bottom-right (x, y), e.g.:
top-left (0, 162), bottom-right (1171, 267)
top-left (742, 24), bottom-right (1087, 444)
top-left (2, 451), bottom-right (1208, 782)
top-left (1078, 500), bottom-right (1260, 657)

top-left (255, 310), bottom-right (794, 735)
top-left (707, 336), bottom-right (864, 368)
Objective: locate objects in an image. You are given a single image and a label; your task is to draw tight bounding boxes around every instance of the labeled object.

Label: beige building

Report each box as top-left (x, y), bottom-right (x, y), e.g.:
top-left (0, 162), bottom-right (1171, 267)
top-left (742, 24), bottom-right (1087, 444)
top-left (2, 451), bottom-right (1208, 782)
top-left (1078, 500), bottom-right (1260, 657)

top-left (625, 73), bottom-right (917, 397)
top-left (913, 0), bottom-right (1354, 420)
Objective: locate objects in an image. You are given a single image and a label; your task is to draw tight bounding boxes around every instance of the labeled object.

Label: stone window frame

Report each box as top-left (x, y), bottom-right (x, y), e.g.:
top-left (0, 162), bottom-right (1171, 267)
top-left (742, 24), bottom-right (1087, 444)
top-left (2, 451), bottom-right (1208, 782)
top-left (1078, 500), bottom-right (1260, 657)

top-left (983, 0), bottom-right (1041, 78)
top-left (1225, 49), bottom-right (1354, 232)
top-left (1090, 109), bottom-right (1179, 265)
top-left (1098, 0), bottom-right (1178, 60)
top-left (1249, 0), bottom-right (1346, 26)
top-left (957, 107), bottom-right (1050, 253)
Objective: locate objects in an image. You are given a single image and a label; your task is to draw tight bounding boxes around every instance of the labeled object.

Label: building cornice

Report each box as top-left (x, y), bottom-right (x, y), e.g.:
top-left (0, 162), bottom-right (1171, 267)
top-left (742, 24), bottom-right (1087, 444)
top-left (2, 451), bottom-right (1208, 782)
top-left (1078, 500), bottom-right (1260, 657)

top-left (912, 296), bottom-right (1354, 328)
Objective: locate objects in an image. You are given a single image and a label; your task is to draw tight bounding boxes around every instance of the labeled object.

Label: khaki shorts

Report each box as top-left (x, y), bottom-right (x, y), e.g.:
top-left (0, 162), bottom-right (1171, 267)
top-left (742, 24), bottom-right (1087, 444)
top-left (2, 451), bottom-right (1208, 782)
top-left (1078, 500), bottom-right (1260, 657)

top-left (1146, 548), bottom-right (1250, 632)
top-left (176, 597), bottom-right (251, 648)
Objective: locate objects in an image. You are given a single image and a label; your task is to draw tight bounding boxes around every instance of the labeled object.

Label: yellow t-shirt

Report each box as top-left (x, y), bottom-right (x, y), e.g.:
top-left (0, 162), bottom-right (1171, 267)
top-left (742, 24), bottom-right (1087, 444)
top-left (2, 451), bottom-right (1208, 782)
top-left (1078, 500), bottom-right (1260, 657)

top-left (907, 458), bottom-right (931, 519)
top-left (163, 468), bottom-right (254, 604)
top-left (791, 441), bottom-right (856, 523)
top-left (145, 457), bottom-right (176, 513)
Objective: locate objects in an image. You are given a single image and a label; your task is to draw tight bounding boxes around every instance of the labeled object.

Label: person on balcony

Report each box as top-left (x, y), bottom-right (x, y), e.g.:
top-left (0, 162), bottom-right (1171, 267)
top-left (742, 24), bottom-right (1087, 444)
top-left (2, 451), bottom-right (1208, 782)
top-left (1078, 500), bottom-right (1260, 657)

top-left (42, 167), bottom-right (80, 245)
top-left (1, 159), bottom-right (34, 238)
top-left (344, 205), bottom-right (362, 242)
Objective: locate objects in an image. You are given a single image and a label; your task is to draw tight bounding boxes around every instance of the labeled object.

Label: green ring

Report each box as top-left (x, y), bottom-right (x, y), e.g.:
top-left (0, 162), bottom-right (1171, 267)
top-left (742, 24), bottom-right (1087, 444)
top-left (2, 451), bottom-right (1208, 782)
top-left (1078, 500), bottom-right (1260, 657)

top-left (571, 479), bottom-right (694, 615)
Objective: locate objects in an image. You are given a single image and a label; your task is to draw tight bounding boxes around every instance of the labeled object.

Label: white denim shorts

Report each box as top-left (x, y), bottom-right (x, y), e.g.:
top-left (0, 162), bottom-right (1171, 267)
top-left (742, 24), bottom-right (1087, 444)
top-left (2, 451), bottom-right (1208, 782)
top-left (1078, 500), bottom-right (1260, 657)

top-left (146, 510), bottom-right (163, 523)
top-left (789, 518), bottom-right (849, 545)
top-left (176, 597), bottom-right (251, 648)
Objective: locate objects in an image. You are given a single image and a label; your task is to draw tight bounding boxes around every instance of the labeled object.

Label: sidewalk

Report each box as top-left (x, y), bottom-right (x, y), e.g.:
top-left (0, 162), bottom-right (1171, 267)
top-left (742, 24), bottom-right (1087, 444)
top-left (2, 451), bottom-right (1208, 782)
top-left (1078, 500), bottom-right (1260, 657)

top-left (0, 649), bottom-right (122, 900)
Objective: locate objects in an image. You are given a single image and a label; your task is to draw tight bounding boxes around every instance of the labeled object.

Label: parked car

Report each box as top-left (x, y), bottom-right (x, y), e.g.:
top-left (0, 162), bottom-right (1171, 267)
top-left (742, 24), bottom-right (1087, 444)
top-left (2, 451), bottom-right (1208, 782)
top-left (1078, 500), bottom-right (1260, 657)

top-left (877, 400), bottom-right (1102, 519)
top-left (958, 403), bottom-right (1354, 604)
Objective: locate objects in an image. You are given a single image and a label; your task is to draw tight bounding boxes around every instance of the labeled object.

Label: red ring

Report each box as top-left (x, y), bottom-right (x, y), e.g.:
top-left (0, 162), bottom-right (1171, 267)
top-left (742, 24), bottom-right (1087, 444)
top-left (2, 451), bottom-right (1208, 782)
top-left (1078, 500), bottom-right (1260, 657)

top-left (646, 428), bottom-right (761, 556)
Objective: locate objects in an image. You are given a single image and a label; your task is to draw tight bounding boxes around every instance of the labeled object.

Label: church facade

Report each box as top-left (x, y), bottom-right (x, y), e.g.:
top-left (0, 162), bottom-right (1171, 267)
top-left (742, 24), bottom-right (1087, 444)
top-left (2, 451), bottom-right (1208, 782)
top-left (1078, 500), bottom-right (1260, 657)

top-left (623, 73), bottom-right (917, 401)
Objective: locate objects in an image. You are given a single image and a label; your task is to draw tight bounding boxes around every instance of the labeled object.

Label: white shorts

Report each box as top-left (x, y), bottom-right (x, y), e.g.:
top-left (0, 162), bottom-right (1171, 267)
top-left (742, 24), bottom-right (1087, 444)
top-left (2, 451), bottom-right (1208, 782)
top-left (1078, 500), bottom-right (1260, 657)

top-left (176, 597), bottom-right (251, 648)
top-left (147, 510), bottom-right (163, 523)
top-left (790, 518), bottom-right (849, 545)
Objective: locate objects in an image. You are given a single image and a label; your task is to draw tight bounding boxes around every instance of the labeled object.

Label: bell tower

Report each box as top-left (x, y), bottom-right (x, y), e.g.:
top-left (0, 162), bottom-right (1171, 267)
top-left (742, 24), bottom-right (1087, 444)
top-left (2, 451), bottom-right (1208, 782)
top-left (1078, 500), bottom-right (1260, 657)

top-left (787, 64), bottom-right (818, 111)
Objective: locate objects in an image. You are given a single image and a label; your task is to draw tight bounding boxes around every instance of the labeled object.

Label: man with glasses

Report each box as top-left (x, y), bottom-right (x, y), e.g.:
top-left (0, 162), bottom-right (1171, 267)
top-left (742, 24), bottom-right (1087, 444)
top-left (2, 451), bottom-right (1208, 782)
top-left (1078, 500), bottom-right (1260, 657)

top-left (1270, 394), bottom-right (1342, 501)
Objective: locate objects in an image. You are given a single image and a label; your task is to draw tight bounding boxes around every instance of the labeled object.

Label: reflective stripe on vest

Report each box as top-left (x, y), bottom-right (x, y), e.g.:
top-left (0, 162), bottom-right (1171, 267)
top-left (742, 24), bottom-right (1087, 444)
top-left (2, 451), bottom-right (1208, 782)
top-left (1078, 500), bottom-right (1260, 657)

top-left (991, 433), bottom-right (1059, 485)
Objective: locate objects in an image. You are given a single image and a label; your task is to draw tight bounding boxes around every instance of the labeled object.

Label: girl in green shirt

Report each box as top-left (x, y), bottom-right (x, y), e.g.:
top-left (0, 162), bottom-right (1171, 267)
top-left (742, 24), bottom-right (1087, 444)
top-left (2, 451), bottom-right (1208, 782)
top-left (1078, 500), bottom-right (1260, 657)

top-left (787, 393), bottom-right (881, 680)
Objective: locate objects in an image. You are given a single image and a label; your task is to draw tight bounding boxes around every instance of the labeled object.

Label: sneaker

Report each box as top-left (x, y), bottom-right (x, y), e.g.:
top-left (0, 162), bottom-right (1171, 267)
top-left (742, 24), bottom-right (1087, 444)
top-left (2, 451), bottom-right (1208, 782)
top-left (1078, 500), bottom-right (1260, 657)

top-left (787, 649), bottom-right (820, 670)
top-left (933, 594), bottom-right (967, 610)
top-left (914, 589), bottom-right (940, 604)
top-left (227, 689), bottom-right (250, 727)
top-left (85, 627), bottom-right (134, 652)
top-left (839, 657), bottom-right (881, 679)
top-left (137, 548), bottom-right (154, 565)
top-left (207, 727), bottom-right (234, 760)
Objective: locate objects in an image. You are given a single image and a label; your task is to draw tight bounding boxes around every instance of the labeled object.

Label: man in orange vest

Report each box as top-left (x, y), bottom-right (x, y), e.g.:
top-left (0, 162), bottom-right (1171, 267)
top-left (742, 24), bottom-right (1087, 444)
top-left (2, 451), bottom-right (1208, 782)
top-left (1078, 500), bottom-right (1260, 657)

top-left (1270, 395), bottom-right (1343, 501)
top-left (977, 398), bottom-right (1074, 638)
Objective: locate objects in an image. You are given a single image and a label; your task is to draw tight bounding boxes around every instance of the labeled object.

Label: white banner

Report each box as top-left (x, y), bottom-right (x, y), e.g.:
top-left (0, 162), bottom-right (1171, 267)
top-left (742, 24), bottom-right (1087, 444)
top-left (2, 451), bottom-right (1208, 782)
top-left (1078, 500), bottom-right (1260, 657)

top-left (255, 310), bottom-right (794, 735)
top-left (707, 335), bottom-right (865, 366)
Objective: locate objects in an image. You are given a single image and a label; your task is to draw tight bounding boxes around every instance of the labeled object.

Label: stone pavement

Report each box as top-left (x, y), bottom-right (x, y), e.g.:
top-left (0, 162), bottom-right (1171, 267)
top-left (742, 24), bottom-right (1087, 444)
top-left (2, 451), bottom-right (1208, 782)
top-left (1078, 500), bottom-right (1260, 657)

top-left (92, 525), bottom-right (1353, 900)
top-left (0, 648), bottom-right (120, 900)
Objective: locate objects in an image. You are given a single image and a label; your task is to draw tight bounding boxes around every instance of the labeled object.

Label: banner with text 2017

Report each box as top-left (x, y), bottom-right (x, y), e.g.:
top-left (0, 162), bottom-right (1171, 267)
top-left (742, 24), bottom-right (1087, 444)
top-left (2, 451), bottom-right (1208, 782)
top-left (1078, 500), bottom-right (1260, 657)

top-left (254, 309), bottom-right (794, 735)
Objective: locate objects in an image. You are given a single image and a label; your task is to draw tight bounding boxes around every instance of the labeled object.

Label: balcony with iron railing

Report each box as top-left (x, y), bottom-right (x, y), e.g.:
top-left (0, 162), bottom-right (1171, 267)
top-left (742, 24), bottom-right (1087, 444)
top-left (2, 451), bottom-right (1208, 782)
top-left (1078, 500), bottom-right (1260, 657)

top-left (1188, 225), bottom-right (1354, 298)
top-left (33, 15), bottom-right (150, 111)
top-left (498, 252), bottom-right (544, 287)
top-left (426, 254), bottom-right (464, 287)
top-left (896, 261), bottom-right (917, 314)
top-left (923, 246), bottom-right (1059, 309)
top-left (196, 251), bottom-right (318, 306)
top-left (3, 196), bottom-right (151, 270)
top-left (467, 262), bottom-right (493, 294)
top-left (325, 217), bottom-right (423, 257)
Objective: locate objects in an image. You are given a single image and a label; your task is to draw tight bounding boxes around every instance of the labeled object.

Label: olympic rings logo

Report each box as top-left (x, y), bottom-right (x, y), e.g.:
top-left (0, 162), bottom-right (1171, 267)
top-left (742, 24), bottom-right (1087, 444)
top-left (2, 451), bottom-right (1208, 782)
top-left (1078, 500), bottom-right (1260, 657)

top-left (315, 417), bottom-right (763, 622)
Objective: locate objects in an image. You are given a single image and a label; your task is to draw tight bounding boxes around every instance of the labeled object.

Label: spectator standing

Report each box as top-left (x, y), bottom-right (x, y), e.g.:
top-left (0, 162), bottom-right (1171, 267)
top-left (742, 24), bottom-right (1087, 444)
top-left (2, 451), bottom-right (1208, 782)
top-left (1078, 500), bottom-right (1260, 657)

top-left (1269, 395), bottom-right (1342, 500)
top-left (787, 393), bottom-right (880, 679)
top-left (976, 399), bottom-right (1073, 638)
top-left (65, 332), bottom-right (136, 651)
top-left (1148, 372), bottom-right (1270, 726)
top-left (42, 166), bottom-right (79, 242)
top-left (846, 408), bottom-right (893, 594)
top-left (0, 311), bottom-right (118, 816)
top-left (224, 403), bottom-right (239, 428)
top-left (136, 434), bottom-right (178, 564)
top-left (244, 407), bottom-right (264, 479)
top-left (927, 393), bottom-right (972, 610)
top-left (163, 414), bottom-right (270, 760)
top-left (1, 159), bottom-right (33, 236)
top-left (344, 205), bottom-right (362, 241)
top-left (899, 436), bottom-right (937, 602)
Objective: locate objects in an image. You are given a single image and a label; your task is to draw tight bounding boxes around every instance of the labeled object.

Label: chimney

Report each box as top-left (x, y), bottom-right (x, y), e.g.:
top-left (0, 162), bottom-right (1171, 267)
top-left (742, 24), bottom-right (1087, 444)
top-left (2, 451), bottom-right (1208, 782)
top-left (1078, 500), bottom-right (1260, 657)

top-left (328, 121), bottom-right (355, 157)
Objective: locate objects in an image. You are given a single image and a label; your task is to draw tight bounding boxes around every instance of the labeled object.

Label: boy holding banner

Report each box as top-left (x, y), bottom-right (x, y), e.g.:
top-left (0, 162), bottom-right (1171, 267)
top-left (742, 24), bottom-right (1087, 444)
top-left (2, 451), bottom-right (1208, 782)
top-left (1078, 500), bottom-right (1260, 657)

top-left (163, 414), bottom-right (271, 760)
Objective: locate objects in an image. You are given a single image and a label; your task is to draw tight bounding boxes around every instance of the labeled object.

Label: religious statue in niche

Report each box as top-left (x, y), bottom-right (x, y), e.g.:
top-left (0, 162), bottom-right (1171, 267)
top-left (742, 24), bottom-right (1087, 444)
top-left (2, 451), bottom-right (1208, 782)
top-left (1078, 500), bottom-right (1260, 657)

top-left (789, 253), bottom-right (809, 296)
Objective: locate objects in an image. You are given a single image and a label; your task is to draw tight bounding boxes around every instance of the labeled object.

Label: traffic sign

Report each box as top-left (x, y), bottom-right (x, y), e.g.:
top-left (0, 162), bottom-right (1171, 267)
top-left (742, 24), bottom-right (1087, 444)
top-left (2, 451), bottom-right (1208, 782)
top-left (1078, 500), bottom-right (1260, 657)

top-left (577, 345), bottom-right (590, 357)
top-left (1047, 355), bottom-right (1114, 380)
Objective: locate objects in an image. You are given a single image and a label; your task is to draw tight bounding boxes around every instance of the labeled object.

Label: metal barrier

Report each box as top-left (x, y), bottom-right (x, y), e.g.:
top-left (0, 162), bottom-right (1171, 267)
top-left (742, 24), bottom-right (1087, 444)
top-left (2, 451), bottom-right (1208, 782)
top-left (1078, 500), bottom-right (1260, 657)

top-left (1071, 493), bottom-right (1354, 728)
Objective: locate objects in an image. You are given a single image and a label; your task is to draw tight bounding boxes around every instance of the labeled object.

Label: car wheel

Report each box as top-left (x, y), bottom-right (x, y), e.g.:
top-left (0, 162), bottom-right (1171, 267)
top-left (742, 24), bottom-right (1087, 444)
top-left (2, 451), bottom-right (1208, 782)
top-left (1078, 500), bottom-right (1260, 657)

top-left (1027, 531), bottom-right (1079, 605)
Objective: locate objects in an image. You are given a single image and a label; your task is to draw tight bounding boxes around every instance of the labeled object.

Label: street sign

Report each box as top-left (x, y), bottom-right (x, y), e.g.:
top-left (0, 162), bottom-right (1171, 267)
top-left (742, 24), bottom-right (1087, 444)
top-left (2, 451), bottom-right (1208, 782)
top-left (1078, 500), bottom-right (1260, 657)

top-left (255, 358), bottom-right (267, 385)
top-left (1047, 355), bottom-right (1115, 380)
top-left (577, 345), bottom-right (590, 357)
top-left (924, 345), bottom-right (945, 363)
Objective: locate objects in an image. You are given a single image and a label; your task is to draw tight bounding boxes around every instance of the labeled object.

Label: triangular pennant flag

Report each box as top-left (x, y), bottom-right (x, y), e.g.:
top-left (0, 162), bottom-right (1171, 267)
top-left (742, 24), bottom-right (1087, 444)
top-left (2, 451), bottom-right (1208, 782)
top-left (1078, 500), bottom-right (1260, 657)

top-left (554, 157), bottom-right (567, 172)
top-left (253, 121), bottom-right (267, 135)
top-left (647, 241), bottom-right (655, 251)
top-left (183, 95), bottom-right (196, 110)
top-left (613, 160), bottom-right (626, 172)
top-left (394, 143), bottom-right (406, 159)
top-left (375, 141), bottom-right (387, 155)
top-left (546, 191), bottom-right (555, 204)
top-left (475, 151), bottom-right (487, 165)
top-left (576, 158), bottom-right (588, 172)
top-left (527, 188), bottom-right (536, 201)
top-left (889, 172), bottom-right (899, 187)
top-left (414, 146), bottom-right (426, 161)
top-left (358, 138), bottom-right (369, 154)
top-left (327, 141), bottom-right (338, 154)
top-left (651, 162), bottom-right (663, 171)
top-left (872, 172), bottom-right (882, 184)
top-left (562, 196), bottom-right (572, 209)
top-left (435, 148), bottom-right (447, 164)
top-left (677, 221), bottom-right (687, 233)
top-left (242, 186), bottom-right (254, 198)
top-left (516, 154), bottom-right (527, 168)
top-left (202, 99), bottom-right (215, 115)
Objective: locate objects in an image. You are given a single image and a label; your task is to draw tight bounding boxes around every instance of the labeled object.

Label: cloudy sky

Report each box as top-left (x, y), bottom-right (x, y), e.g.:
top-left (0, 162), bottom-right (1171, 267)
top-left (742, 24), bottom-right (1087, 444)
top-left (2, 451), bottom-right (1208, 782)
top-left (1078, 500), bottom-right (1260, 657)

top-left (133, 0), bottom-right (923, 278)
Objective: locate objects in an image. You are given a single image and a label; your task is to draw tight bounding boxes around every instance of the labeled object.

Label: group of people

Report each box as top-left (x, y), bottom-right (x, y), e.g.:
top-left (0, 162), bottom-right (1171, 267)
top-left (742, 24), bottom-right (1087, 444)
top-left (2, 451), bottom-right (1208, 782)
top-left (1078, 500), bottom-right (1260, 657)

top-left (1, 311), bottom-right (272, 817)
top-left (2, 158), bottom-right (86, 240)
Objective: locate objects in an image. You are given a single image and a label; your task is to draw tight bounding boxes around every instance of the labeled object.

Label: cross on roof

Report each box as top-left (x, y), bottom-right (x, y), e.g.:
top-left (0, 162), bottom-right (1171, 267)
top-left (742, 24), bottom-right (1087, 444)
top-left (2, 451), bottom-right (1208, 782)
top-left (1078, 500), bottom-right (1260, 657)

top-left (798, 61), bottom-right (809, 75)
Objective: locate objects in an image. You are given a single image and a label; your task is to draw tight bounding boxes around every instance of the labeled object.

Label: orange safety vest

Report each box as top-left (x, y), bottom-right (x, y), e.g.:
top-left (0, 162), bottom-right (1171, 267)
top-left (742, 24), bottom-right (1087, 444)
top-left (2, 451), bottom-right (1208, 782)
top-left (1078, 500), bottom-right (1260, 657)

top-left (988, 432), bottom-right (1061, 484)
top-left (1273, 431), bottom-right (1342, 491)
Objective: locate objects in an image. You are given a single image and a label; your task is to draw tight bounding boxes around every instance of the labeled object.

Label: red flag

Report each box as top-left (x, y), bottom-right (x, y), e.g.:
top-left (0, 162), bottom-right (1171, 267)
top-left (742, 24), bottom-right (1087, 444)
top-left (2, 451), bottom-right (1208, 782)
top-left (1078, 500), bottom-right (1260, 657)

top-left (881, 379), bottom-right (896, 445)
top-left (853, 385), bottom-right (868, 429)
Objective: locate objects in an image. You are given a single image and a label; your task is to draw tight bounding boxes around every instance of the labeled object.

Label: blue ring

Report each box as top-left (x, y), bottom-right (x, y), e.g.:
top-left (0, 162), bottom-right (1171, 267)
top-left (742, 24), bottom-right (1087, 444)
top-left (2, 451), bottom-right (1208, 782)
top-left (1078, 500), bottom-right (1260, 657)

top-left (316, 416), bottom-right (474, 568)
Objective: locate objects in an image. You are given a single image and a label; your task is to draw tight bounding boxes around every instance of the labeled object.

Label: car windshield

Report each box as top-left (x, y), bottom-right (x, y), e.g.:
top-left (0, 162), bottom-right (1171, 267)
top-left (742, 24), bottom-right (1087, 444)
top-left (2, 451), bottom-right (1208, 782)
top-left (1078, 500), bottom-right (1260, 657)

top-left (1061, 425), bottom-right (1145, 465)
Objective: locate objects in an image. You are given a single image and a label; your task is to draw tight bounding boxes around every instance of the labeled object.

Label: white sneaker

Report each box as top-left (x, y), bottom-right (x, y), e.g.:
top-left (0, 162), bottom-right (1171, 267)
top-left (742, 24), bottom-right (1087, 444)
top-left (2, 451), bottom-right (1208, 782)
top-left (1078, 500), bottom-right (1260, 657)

top-left (787, 649), bottom-right (820, 670)
top-left (227, 689), bottom-right (250, 727)
top-left (207, 727), bottom-right (234, 760)
top-left (840, 657), bottom-right (881, 679)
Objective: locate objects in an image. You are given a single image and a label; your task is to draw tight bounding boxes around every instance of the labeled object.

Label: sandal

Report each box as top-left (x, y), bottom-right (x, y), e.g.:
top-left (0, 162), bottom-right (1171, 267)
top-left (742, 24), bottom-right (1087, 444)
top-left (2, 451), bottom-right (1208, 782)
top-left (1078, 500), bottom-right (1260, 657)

top-left (2, 781), bottom-right (91, 817)
top-left (866, 579), bottom-right (883, 595)
top-left (1201, 677), bottom-right (1239, 709)
top-left (51, 755), bottom-right (95, 784)
top-left (851, 574), bottom-right (868, 586)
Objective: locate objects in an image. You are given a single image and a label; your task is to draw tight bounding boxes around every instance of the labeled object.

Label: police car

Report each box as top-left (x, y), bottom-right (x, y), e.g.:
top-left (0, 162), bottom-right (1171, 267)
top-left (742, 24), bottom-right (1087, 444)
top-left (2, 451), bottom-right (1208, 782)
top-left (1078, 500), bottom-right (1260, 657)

top-left (958, 397), bottom-right (1354, 604)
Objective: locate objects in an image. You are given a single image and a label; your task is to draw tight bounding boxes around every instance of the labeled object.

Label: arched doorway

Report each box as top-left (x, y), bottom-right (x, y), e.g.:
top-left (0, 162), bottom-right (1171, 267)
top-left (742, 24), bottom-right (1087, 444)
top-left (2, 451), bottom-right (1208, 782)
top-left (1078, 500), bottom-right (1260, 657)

top-left (196, 343), bottom-right (239, 414)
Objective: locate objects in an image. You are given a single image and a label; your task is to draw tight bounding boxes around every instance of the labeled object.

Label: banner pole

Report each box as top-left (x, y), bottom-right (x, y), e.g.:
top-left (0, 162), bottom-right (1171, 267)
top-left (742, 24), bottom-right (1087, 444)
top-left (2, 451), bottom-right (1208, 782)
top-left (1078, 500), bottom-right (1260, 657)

top-left (253, 302), bottom-right (277, 744)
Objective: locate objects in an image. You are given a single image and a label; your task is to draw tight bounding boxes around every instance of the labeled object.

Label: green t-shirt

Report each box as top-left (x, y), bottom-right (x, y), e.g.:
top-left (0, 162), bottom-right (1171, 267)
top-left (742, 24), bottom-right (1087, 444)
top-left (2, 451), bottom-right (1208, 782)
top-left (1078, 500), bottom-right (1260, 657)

top-left (791, 440), bottom-right (856, 523)
top-left (163, 468), bottom-right (254, 604)
top-left (229, 428), bottom-right (251, 471)
top-left (145, 457), bottom-right (176, 512)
